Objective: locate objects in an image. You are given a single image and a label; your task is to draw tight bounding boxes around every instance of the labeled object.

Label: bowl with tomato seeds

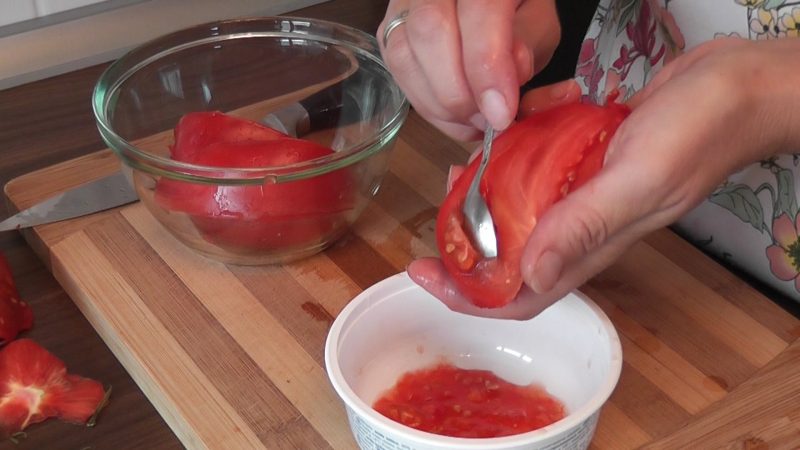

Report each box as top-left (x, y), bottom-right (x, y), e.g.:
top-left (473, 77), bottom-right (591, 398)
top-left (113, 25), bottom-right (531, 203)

top-left (325, 273), bottom-right (622, 449)
top-left (93, 17), bottom-right (408, 264)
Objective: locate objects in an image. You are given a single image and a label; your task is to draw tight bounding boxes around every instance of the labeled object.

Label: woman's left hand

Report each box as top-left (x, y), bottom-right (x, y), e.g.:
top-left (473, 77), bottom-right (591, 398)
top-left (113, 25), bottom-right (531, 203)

top-left (410, 37), bottom-right (800, 320)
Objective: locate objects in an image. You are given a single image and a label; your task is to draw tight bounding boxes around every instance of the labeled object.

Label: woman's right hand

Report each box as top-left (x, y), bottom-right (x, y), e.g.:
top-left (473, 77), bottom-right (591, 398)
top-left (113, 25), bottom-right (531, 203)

top-left (378, 0), bottom-right (562, 141)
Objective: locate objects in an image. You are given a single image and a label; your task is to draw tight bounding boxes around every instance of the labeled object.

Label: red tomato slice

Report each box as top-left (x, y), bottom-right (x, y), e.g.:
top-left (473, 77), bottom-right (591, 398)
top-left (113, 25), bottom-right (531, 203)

top-left (0, 339), bottom-right (106, 434)
top-left (190, 211), bottom-right (349, 252)
top-left (156, 140), bottom-right (354, 218)
top-left (170, 111), bottom-right (288, 161)
top-left (436, 101), bottom-right (630, 308)
top-left (154, 117), bottom-right (355, 251)
top-left (0, 254), bottom-right (33, 343)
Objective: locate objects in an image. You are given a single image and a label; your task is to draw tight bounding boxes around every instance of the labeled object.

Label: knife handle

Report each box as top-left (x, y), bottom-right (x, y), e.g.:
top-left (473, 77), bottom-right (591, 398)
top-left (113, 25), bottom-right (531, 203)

top-left (300, 84), bottom-right (345, 133)
top-left (267, 76), bottom-right (373, 138)
top-left (292, 82), bottom-right (351, 137)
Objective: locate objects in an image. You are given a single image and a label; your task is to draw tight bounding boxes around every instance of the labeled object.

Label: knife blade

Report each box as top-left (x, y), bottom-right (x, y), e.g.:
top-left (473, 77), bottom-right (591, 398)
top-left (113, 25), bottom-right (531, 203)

top-left (0, 171), bottom-right (137, 232)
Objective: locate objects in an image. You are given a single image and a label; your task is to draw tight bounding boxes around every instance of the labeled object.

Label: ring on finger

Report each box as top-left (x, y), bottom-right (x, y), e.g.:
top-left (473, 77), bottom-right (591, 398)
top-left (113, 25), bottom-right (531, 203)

top-left (382, 10), bottom-right (409, 48)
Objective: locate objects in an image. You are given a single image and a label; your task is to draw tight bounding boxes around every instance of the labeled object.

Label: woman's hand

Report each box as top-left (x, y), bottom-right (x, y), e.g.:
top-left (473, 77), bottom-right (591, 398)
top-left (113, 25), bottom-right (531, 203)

top-left (378, 0), bottom-right (561, 141)
top-left (408, 79), bottom-right (584, 320)
top-left (410, 37), bottom-right (800, 320)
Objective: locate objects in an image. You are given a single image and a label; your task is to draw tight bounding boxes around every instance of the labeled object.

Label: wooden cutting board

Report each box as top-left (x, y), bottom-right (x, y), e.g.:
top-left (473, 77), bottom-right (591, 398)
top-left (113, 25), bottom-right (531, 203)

top-left (5, 111), bottom-right (800, 450)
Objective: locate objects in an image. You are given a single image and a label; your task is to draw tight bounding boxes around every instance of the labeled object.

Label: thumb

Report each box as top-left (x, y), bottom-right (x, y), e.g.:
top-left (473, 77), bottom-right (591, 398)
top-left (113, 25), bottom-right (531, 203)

top-left (519, 156), bottom-right (656, 294)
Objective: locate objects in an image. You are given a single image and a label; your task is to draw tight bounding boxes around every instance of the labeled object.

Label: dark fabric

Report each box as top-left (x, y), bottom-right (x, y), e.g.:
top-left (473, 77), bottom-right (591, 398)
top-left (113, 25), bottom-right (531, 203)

top-left (523, 0), bottom-right (600, 91)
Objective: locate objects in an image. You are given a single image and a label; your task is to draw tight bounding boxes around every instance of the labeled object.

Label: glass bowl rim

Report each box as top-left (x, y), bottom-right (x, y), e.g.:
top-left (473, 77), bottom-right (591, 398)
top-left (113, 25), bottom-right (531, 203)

top-left (92, 16), bottom-right (409, 184)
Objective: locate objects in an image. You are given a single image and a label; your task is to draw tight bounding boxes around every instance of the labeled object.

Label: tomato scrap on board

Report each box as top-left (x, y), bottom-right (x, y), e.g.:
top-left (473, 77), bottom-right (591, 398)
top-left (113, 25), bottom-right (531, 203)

top-left (0, 254), bottom-right (108, 439)
top-left (0, 339), bottom-right (107, 436)
top-left (0, 254), bottom-right (32, 344)
top-left (373, 362), bottom-right (565, 438)
top-left (436, 100), bottom-right (630, 308)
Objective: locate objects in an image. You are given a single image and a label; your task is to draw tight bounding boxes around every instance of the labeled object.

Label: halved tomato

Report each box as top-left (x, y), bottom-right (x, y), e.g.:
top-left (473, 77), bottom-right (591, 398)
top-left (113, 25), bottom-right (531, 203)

top-left (169, 112), bottom-right (287, 161)
top-left (154, 112), bottom-right (355, 250)
top-left (436, 101), bottom-right (630, 308)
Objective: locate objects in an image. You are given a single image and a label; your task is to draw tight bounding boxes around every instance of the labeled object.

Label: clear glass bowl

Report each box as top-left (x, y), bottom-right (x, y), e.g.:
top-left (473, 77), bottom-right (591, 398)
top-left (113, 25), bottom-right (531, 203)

top-left (93, 17), bottom-right (408, 265)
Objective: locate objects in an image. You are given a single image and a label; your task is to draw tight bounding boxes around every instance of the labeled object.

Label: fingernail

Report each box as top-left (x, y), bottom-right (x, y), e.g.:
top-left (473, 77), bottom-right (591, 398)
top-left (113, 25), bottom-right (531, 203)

top-left (516, 47), bottom-right (535, 83)
top-left (480, 89), bottom-right (511, 130)
top-left (550, 81), bottom-right (572, 100)
top-left (526, 48), bottom-right (536, 81)
top-left (469, 113), bottom-right (487, 130)
top-left (526, 251), bottom-right (563, 294)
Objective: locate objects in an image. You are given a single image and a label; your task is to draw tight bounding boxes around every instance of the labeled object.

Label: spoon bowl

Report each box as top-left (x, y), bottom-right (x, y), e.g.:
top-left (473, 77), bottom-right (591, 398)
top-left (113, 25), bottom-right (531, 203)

top-left (462, 126), bottom-right (498, 258)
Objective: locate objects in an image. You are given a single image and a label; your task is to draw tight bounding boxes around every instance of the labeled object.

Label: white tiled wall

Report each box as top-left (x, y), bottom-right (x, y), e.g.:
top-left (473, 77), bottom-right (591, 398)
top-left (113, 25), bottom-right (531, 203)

top-left (0, 0), bottom-right (112, 26)
top-left (0, 0), bottom-right (38, 28)
top-left (33, 0), bottom-right (108, 16)
top-left (0, 0), bottom-right (329, 89)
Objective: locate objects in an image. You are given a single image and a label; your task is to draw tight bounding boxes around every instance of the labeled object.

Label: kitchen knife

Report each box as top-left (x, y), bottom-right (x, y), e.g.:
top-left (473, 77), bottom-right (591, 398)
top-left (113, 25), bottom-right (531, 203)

top-left (0, 171), bottom-right (137, 232)
top-left (0, 90), bottom-right (349, 232)
top-left (261, 83), bottom-right (347, 136)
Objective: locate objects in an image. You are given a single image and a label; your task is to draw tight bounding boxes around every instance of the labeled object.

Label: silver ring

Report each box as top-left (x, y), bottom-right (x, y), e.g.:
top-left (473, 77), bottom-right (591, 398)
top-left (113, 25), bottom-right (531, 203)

top-left (382, 10), bottom-right (409, 48)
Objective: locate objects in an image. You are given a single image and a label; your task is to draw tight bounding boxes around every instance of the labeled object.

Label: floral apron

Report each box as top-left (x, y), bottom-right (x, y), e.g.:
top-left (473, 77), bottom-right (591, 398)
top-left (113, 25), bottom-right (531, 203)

top-left (575, 0), bottom-right (800, 301)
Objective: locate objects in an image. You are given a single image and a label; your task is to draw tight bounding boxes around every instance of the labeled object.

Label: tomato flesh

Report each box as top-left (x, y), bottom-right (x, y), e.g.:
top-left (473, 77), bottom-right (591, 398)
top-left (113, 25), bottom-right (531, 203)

top-left (373, 362), bottom-right (565, 438)
top-left (154, 112), bottom-right (355, 251)
top-left (170, 111), bottom-right (286, 161)
top-left (436, 101), bottom-right (630, 308)
top-left (0, 339), bottom-right (106, 434)
top-left (0, 253), bottom-right (32, 343)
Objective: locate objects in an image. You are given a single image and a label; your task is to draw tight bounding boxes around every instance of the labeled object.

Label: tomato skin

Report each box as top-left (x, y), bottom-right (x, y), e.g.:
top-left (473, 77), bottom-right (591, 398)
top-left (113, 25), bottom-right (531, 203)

top-left (436, 101), bottom-right (630, 308)
top-left (160, 140), bottom-right (352, 217)
top-left (170, 112), bottom-right (287, 161)
top-left (154, 113), bottom-right (355, 250)
top-left (0, 254), bottom-right (33, 343)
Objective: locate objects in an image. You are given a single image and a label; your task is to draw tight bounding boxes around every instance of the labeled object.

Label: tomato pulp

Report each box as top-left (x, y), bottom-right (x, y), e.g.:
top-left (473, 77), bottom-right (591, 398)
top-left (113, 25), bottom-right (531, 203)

top-left (154, 112), bottom-right (355, 251)
top-left (373, 362), bottom-right (565, 438)
top-left (0, 339), bottom-right (106, 435)
top-left (436, 101), bottom-right (630, 308)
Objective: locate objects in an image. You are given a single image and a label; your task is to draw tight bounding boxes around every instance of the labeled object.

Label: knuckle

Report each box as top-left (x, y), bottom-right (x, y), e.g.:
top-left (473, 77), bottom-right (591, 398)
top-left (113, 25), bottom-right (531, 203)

top-left (463, 39), bottom-right (500, 74)
top-left (383, 38), bottom-right (415, 76)
top-left (567, 205), bottom-right (610, 256)
top-left (437, 91), bottom-right (474, 116)
top-left (406, 4), bottom-right (449, 41)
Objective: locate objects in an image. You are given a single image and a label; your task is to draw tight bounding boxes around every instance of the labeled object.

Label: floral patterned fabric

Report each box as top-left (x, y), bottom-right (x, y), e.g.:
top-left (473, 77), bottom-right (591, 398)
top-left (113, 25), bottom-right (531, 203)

top-left (576, 0), bottom-right (800, 301)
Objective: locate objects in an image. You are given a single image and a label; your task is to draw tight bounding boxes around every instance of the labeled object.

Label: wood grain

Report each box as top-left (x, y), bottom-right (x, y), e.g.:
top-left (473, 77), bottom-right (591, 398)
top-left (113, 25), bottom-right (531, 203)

top-left (5, 109), bottom-right (800, 449)
top-left (4, 1), bottom-right (797, 448)
top-left (0, 1), bottom-right (389, 448)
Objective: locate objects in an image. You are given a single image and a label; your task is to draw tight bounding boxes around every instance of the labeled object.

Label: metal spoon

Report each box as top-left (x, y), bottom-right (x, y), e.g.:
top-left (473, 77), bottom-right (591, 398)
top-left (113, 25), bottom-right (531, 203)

top-left (462, 126), bottom-right (498, 258)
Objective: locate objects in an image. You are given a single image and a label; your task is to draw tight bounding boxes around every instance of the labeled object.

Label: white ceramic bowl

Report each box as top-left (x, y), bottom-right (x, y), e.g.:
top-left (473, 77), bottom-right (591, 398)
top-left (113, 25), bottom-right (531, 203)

top-left (324, 272), bottom-right (622, 450)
